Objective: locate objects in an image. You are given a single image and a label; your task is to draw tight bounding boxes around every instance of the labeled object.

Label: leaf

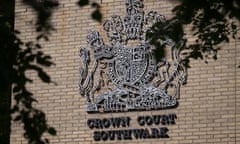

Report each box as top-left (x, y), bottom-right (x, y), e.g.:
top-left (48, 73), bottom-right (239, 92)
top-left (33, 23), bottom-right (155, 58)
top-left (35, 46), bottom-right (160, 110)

top-left (213, 54), bottom-right (217, 60)
top-left (35, 43), bottom-right (42, 49)
top-left (231, 22), bottom-right (237, 30)
top-left (11, 106), bottom-right (19, 113)
top-left (91, 2), bottom-right (100, 8)
top-left (38, 69), bottom-right (51, 83)
top-left (78, 0), bottom-right (89, 7)
top-left (91, 9), bottom-right (102, 22)
top-left (14, 115), bottom-right (22, 121)
top-left (36, 34), bottom-right (44, 40)
top-left (182, 59), bottom-right (191, 68)
top-left (48, 127), bottom-right (57, 136)
top-left (44, 138), bottom-right (49, 144)
top-left (26, 55), bottom-right (35, 62)
top-left (13, 85), bottom-right (21, 93)
top-left (36, 54), bottom-right (53, 67)
top-left (192, 51), bottom-right (203, 59)
top-left (43, 35), bottom-right (49, 41)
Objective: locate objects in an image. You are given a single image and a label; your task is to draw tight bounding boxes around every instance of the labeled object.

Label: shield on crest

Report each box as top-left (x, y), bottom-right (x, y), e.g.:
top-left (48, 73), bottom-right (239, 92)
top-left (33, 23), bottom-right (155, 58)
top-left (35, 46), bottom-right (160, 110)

top-left (108, 43), bottom-right (154, 87)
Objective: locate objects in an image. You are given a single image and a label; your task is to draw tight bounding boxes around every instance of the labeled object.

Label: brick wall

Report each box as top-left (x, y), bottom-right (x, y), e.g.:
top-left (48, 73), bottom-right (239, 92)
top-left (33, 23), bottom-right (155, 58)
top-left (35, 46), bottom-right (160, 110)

top-left (12, 0), bottom-right (240, 143)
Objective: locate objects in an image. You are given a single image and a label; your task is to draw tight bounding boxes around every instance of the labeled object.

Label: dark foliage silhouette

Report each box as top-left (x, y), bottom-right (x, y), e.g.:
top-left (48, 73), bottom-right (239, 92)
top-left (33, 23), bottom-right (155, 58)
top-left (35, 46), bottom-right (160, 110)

top-left (78, 0), bottom-right (102, 22)
top-left (1, 0), bottom-right (58, 144)
top-left (155, 0), bottom-right (240, 66)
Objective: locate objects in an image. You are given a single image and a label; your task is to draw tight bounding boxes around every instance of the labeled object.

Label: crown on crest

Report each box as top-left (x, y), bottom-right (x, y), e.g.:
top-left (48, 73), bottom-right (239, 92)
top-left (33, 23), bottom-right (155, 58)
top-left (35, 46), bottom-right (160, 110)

top-left (87, 0), bottom-right (166, 46)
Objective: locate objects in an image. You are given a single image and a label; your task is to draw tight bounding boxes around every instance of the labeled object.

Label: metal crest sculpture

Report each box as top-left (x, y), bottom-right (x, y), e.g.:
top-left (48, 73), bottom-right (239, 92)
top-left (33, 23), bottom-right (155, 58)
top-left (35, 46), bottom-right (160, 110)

top-left (79, 0), bottom-right (187, 113)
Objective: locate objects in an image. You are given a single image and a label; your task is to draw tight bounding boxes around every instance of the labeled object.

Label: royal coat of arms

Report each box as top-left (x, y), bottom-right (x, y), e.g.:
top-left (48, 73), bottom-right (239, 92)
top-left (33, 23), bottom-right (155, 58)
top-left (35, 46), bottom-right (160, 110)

top-left (79, 0), bottom-right (187, 113)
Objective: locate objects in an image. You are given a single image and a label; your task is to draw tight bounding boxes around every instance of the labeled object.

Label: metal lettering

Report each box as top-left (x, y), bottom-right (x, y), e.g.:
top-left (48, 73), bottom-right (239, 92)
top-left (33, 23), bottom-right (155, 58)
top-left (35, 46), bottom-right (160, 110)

top-left (137, 114), bottom-right (177, 126)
